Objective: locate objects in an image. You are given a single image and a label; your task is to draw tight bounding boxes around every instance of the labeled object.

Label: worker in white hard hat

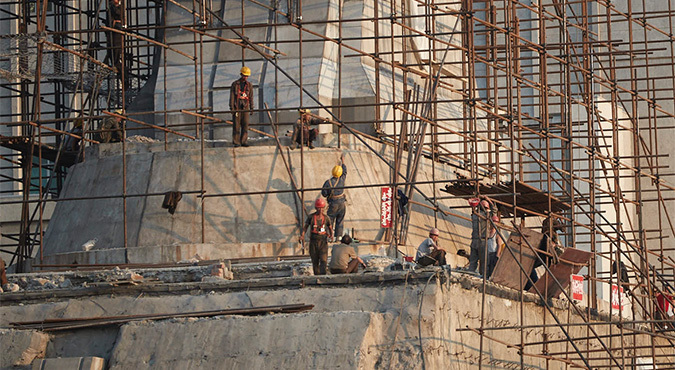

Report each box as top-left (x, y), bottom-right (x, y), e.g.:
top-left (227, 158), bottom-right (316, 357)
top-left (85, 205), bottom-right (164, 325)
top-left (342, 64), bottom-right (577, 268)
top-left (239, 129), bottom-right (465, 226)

top-left (229, 66), bottom-right (254, 147)
top-left (290, 108), bottom-right (325, 150)
top-left (321, 153), bottom-right (347, 240)
top-left (415, 227), bottom-right (447, 267)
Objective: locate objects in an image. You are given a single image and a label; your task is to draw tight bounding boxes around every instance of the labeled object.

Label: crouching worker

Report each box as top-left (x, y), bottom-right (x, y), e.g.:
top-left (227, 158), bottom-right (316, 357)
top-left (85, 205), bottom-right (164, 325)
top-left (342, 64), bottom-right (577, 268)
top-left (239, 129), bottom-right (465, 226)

top-left (329, 234), bottom-right (365, 274)
top-left (301, 198), bottom-right (333, 275)
top-left (415, 227), bottom-right (447, 267)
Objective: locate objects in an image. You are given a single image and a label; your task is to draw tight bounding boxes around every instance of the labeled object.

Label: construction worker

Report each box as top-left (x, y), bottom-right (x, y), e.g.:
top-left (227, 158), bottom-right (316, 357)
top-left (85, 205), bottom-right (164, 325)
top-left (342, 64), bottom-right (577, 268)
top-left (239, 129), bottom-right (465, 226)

top-left (525, 216), bottom-right (565, 290)
top-left (321, 154), bottom-right (347, 240)
top-left (466, 197), bottom-right (493, 275)
top-left (301, 198), bottom-right (333, 275)
top-left (485, 214), bottom-right (504, 278)
top-left (107, 0), bottom-right (127, 88)
top-left (229, 66), bottom-right (254, 147)
top-left (655, 285), bottom-right (675, 330)
top-left (290, 109), bottom-right (324, 149)
top-left (415, 227), bottom-right (447, 267)
top-left (99, 109), bottom-right (123, 143)
top-left (329, 234), bottom-right (365, 274)
top-left (64, 118), bottom-right (84, 152)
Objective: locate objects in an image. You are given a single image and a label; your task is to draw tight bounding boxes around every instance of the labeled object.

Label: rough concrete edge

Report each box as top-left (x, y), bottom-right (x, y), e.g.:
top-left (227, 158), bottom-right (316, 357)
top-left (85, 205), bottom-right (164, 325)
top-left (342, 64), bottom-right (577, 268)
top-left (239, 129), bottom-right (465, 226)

top-left (1, 269), bottom-right (635, 333)
top-left (0, 329), bottom-right (50, 367)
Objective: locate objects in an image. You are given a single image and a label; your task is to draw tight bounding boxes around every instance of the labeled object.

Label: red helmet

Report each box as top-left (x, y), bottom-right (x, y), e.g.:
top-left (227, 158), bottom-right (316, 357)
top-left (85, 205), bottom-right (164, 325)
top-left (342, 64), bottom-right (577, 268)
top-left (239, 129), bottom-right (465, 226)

top-left (315, 198), bottom-right (327, 209)
top-left (468, 198), bottom-right (480, 207)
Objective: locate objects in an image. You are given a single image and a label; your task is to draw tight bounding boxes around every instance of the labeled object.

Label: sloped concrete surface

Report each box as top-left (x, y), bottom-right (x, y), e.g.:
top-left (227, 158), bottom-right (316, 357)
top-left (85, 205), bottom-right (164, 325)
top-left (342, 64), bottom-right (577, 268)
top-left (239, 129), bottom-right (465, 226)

top-left (42, 142), bottom-right (471, 266)
top-left (0, 329), bottom-right (49, 368)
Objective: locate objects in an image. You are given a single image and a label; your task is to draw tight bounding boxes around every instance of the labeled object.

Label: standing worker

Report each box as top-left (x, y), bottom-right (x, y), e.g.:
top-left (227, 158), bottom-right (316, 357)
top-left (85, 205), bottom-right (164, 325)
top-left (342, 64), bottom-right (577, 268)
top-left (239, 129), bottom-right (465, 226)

top-left (301, 198), bottom-right (333, 275)
top-left (229, 66), bottom-right (254, 147)
top-left (64, 118), bottom-right (84, 152)
top-left (485, 214), bottom-right (504, 278)
top-left (107, 0), bottom-right (127, 88)
top-left (322, 154), bottom-right (347, 241)
top-left (290, 109), bottom-right (323, 149)
top-left (467, 197), bottom-right (493, 275)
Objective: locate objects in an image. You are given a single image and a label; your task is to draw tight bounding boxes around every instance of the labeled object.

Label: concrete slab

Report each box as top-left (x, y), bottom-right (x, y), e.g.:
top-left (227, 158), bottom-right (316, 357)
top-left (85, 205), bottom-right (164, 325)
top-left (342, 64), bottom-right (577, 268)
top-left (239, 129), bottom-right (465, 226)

top-left (0, 329), bottom-right (49, 368)
top-left (32, 357), bottom-right (104, 370)
top-left (108, 312), bottom-right (386, 369)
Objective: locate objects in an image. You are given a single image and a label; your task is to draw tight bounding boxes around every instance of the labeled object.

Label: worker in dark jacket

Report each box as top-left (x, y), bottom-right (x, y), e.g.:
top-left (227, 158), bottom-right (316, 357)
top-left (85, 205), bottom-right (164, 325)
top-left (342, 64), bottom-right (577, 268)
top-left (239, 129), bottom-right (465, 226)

top-left (64, 118), bottom-right (84, 152)
top-left (290, 109), bottom-right (324, 149)
top-left (467, 197), bottom-right (493, 275)
top-left (301, 198), bottom-right (333, 275)
top-left (107, 0), bottom-right (127, 88)
top-left (229, 66), bottom-right (254, 147)
top-left (322, 154), bottom-right (347, 240)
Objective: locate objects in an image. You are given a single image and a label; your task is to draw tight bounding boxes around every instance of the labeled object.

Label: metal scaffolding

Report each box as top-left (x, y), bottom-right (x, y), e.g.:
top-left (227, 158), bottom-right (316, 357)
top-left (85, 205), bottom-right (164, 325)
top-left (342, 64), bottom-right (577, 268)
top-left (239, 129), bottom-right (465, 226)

top-left (1, 0), bottom-right (674, 367)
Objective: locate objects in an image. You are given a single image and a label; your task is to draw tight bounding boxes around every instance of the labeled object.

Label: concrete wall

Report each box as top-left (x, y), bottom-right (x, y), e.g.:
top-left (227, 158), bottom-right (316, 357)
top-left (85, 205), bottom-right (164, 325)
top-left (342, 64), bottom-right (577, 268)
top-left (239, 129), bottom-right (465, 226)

top-left (41, 141), bottom-right (474, 265)
top-left (1, 273), bottom-right (671, 368)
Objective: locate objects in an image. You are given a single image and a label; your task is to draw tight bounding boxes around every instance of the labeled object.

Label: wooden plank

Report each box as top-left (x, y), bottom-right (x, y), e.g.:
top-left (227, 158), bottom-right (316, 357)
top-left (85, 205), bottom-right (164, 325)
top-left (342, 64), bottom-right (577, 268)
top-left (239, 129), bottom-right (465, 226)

top-left (528, 248), bottom-right (592, 299)
top-left (490, 227), bottom-right (544, 289)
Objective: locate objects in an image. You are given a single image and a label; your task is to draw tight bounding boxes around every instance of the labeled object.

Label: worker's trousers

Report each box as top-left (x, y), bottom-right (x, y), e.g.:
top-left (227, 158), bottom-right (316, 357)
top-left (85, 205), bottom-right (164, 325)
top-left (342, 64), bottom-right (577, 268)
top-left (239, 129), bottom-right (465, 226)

top-left (417, 249), bottom-right (447, 267)
top-left (232, 110), bottom-right (250, 145)
top-left (328, 201), bottom-right (346, 239)
top-left (292, 125), bottom-right (317, 146)
top-left (330, 259), bottom-right (360, 274)
top-left (468, 238), bottom-right (486, 274)
top-left (309, 234), bottom-right (329, 275)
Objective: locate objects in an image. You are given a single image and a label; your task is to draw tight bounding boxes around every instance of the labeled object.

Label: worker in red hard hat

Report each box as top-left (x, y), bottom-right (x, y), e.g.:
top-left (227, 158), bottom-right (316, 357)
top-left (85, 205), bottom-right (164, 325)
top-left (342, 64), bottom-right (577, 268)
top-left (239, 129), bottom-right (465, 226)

top-left (415, 227), bottom-right (447, 267)
top-left (301, 197), bottom-right (333, 275)
top-left (466, 196), bottom-right (494, 276)
top-left (229, 66), bottom-right (254, 147)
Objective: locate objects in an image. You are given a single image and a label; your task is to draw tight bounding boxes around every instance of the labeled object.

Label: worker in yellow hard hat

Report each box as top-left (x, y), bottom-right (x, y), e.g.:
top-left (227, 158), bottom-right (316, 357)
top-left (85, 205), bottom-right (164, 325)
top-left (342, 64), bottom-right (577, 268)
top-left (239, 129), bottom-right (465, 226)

top-left (229, 66), bottom-right (254, 147)
top-left (321, 153), bottom-right (347, 240)
top-left (290, 108), bottom-right (325, 150)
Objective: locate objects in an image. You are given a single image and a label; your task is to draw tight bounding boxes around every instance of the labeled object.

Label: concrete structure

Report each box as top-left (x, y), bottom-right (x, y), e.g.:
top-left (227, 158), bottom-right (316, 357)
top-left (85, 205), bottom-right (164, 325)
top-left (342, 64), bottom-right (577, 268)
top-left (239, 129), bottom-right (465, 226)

top-left (1, 268), bottom-right (672, 368)
top-left (2, 0), bottom-right (674, 367)
top-left (39, 140), bottom-right (475, 267)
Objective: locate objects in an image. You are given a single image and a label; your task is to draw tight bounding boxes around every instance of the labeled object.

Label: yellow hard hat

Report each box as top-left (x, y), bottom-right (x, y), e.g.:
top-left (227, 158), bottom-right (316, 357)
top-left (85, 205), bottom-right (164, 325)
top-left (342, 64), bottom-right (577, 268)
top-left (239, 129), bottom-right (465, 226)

top-left (240, 66), bottom-right (251, 76)
top-left (298, 108), bottom-right (310, 115)
top-left (332, 165), bottom-right (343, 178)
top-left (113, 109), bottom-right (123, 114)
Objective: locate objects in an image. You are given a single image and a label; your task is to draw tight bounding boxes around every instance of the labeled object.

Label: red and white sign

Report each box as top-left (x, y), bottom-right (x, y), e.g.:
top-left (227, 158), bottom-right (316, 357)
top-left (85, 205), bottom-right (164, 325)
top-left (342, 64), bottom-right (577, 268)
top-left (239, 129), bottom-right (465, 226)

top-left (571, 274), bottom-right (584, 301)
top-left (380, 187), bottom-right (393, 228)
top-left (611, 284), bottom-right (624, 310)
